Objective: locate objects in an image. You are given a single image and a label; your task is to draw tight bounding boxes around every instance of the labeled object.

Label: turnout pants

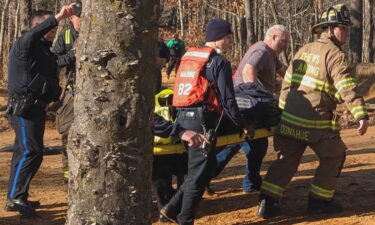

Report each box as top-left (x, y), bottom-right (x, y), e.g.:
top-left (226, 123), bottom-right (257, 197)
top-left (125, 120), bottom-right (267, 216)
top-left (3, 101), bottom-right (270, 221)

top-left (56, 93), bottom-right (74, 172)
top-left (7, 106), bottom-right (46, 201)
top-left (261, 133), bottom-right (347, 201)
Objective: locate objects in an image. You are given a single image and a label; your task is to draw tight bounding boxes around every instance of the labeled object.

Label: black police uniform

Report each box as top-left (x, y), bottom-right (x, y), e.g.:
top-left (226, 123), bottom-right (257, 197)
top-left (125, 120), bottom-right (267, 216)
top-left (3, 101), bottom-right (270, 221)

top-left (52, 26), bottom-right (79, 177)
top-left (7, 16), bottom-right (61, 215)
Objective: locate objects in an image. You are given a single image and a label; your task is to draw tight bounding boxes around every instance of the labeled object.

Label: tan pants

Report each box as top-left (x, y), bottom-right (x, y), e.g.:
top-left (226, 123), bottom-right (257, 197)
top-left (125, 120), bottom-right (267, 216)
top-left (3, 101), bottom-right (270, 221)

top-left (261, 133), bottom-right (346, 200)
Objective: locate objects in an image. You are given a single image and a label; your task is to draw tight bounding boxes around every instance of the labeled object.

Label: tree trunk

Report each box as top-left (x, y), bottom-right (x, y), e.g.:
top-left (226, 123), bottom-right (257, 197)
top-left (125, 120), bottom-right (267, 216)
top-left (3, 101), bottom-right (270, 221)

top-left (245, 0), bottom-right (255, 46)
top-left (65, 0), bottom-right (158, 224)
top-left (349, 0), bottom-right (363, 64)
top-left (178, 0), bottom-right (184, 37)
top-left (19, 0), bottom-right (31, 32)
top-left (0, 0), bottom-right (11, 85)
top-left (362, 0), bottom-right (373, 63)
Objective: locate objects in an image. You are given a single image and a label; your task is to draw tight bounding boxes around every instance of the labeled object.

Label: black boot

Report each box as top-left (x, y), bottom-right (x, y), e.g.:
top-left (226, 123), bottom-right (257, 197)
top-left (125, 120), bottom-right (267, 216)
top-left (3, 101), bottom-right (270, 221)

top-left (205, 183), bottom-right (216, 195)
top-left (256, 193), bottom-right (280, 219)
top-left (160, 203), bottom-right (178, 224)
top-left (8, 198), bottom-right (37, 217)
top-left (4, 199), bottom-right (40, 212)
top-left (307, 195), bottom-right (343, 214)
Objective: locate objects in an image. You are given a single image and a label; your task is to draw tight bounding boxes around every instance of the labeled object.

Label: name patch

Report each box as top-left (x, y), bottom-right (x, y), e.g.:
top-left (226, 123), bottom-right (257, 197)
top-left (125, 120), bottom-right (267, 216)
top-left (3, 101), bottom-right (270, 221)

top-left (279, 124), bottom-right (310, 141)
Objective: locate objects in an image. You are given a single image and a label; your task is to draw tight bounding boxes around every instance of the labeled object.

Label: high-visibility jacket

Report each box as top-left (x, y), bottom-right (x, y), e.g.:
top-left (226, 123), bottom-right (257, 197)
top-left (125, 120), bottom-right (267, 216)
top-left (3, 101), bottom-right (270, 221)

top-left (172, 47), bottom-right (222, 112)
top-left (277, 32), bottom-right (368, 141)
top-left (153, 89), bottom-right (185, 155)
top-left (154, 89), bottom-right (175, 145)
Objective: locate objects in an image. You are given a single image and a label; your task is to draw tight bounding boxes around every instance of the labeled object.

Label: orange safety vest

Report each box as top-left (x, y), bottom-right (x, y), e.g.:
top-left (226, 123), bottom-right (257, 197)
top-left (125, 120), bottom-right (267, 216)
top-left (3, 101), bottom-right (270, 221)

top-left (172, 46), bottom-right (222, 112)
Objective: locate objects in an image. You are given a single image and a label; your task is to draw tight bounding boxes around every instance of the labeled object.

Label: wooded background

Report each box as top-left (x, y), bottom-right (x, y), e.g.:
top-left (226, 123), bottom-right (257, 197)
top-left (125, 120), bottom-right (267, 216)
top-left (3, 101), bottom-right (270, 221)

top-left (0, 1), bottom-right (374, 224)
top-left (0, 0), bottom-right (374, 87)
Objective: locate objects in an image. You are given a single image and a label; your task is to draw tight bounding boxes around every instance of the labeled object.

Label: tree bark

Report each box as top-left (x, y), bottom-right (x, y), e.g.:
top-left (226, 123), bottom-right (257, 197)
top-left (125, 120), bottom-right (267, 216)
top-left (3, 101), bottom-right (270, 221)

top-left (66, 0), bottom-right (158, 224)
top-left (0, 0), bottom-right (11, 85)
top-left (362, 0), bottom-right (373, 63)
top-left (19, 0), bottom-right (31, 32)
top-left (244, 0), bottom-right (255, 46)
top-left (178, 0), bottom-right (184, 37)
top-left (349, 0), bottom-right (363, 64)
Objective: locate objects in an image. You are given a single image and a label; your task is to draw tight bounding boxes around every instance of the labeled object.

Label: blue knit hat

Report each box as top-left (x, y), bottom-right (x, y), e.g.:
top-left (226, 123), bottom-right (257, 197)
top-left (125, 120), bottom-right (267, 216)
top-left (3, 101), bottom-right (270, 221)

top-left (205, 18), bottom-right (233, 42)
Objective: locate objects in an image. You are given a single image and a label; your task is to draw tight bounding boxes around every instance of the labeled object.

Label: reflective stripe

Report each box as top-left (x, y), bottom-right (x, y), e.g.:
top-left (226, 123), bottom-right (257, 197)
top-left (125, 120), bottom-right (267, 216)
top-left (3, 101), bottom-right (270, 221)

top-left (335, 77), bottom-right (357, 92)
top-left (261, 180), bottom-right (284, 197)
top-left (65, 29), bottom-right (71, 45)
top-left (183, 51), bottom-right (211, 58)
top-left (278, 99), bottom-right (285, 109)
top-left (284, 72), bottom-right (336, 96)
top-left (350, 105), bottom-right (368, 120)
top-left (310, 184), bottom-right (334, 199)
top-left (281, 111), bottom-right (339, 130)
top-left (10, 117), bottom-right (30, 198)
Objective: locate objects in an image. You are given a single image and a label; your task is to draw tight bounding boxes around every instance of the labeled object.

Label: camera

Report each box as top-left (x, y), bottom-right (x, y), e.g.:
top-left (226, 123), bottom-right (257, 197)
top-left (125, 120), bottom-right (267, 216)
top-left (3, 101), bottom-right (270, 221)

top-left (72, 3), bottom-right (82, 16)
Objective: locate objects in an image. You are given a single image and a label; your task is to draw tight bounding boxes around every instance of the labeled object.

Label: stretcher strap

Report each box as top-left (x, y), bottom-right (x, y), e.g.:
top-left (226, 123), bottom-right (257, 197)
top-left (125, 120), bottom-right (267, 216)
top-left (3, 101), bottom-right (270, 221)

top-left (153, 126), bottom-right (276, 155)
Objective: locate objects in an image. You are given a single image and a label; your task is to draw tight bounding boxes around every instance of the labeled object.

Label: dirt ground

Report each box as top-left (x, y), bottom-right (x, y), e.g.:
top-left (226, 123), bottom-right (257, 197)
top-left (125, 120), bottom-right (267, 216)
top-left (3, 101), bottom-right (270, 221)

top-left (1, 71), bottom-right (375, 225)
top-left (0, 125), bottom-right (375, 225)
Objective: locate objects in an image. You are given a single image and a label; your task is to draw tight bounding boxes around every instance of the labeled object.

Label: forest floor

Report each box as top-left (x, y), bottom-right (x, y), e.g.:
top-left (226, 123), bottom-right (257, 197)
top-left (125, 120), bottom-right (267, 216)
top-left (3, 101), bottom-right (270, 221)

top-left (0, 125), bottom-right (375, 225)
top-left (0, 71), bottom-right (375, 225)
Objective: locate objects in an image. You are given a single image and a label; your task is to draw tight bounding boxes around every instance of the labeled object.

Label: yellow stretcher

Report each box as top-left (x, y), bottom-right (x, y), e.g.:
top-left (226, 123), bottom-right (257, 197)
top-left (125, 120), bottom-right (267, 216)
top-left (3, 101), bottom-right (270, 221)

top-left (153, 126), bottom-right (276, 155)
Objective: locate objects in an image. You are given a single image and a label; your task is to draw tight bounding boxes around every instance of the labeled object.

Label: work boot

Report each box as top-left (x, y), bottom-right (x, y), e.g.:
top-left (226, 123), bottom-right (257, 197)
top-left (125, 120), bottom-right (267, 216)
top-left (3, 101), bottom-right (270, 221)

top-left (256, 194), bottom-right (280, 219)
top-left (160, 203), bottom-right (178, 224)
top-left (7, 198), bottom-right (37, 217)
top-left (205, 184), bottom-right (216, 195)
top-left (307, 196), bottom-right (343, 214)
top-left (159, 214), bottom-right (170, 223)
top-left (4, 199), bottom-right (40, 212)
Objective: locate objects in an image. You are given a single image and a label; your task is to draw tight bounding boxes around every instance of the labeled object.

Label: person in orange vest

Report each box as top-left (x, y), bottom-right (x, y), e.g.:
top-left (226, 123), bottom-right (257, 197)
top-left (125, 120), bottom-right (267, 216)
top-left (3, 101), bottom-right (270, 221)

top-left (256, 4), bottom-right (369, 219)
top-left (160, 18), bottom-right (253, 225)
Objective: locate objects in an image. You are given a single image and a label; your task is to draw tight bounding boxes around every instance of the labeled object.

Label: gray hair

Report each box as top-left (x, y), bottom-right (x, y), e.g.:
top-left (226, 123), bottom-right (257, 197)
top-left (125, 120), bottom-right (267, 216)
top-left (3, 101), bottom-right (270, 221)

top-left (265, 24), bottom-right (289, 38)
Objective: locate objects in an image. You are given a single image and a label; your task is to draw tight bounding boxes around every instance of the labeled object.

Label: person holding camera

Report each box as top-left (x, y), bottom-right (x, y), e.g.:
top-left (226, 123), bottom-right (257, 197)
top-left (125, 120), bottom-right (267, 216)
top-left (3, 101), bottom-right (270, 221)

top-left (52, 1), bottom-right (81, 184)
top-left (5, 4), bottom-right (76, 217)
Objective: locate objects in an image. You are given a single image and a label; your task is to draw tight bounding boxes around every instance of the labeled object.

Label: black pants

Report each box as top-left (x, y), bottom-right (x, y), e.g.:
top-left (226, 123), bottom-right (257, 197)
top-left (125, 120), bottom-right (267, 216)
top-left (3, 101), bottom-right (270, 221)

top-left (166, 56), bottom-right (181, 77)
top-left (7, 105), bottom-right (46, 201)
top-left (153, 153), bottom-right (188, 210)
top-left (166, 108), bottom-right (218, 225)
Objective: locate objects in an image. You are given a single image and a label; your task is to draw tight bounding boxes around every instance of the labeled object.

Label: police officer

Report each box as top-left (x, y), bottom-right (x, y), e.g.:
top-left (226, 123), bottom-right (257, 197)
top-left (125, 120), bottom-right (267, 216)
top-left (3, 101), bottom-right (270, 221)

top-left (53, 1), bottom-right (81, 183)
top-left (160, 18), bottom-right (252, 225)
top-left (5, 4), bottom-right (75, 217)
top-left (257, 4), bottom-right (369, 218)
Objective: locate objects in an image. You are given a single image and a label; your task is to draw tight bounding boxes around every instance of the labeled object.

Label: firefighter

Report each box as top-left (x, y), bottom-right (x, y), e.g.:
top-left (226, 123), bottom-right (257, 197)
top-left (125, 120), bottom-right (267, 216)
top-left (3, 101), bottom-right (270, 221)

top-left (160, 18), bottom-right (252, 225)
top-left (256, 4), bottom-right (369, 219)
top-left (53, 1), bottom-right (81, 183)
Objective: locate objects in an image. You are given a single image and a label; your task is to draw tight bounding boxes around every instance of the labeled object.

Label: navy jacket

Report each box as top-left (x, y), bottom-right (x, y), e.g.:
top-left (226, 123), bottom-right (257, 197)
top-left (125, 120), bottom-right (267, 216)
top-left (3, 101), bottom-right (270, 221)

top-left (8, 16), bottom-right (60, 103)
top-left (204, 54), bottom-right (247, 128)
top-left (154, 114), bottom-right (184, 138)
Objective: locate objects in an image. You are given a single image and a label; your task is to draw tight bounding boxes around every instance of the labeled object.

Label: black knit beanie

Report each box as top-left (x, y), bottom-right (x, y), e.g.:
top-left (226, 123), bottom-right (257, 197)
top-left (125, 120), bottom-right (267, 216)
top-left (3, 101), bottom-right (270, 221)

top-left (205, 18), bottom-right (233, 42)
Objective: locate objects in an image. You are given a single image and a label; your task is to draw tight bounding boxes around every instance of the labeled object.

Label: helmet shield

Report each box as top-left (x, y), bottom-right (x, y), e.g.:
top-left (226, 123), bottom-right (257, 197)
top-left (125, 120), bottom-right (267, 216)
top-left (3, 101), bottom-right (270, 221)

top-left (312, 4), bottom-right (351, 34)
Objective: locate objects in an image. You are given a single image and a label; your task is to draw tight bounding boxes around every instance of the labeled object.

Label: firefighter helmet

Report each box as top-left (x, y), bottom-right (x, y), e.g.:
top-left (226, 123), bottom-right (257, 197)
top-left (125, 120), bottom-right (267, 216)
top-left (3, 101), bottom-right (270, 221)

top-left (312, 4), bottom-right (351, 34)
